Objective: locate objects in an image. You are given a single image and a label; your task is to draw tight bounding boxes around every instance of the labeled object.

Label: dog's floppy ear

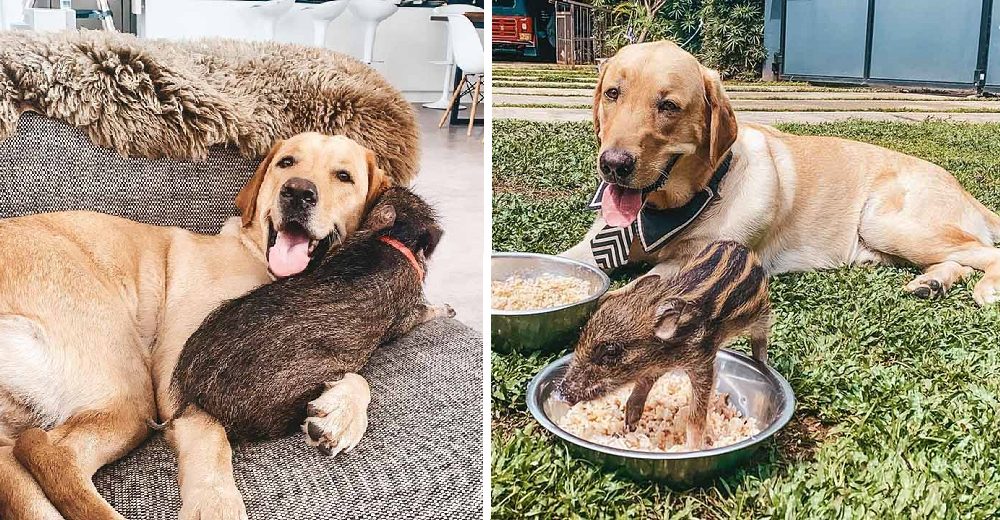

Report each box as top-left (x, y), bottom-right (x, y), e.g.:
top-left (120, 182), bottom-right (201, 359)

top-left (365, 148), bottom-right (388, 209)
top-left (236, 140), bottom-right (283, 228)
top-left (702, 67), bottom-right (738, 168)
top-left (592, 62), bottom-right (609, 142)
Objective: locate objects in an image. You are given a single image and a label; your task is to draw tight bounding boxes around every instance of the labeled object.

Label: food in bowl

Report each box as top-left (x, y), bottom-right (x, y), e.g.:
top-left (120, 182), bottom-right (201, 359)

top-left (491, 274), bottom-right (592, 311)
top-left (556, 372), bottom-right (759, 452)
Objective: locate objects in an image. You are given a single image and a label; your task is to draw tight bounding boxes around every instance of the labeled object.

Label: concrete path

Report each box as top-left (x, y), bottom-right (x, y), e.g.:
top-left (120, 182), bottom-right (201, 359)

top-left (493, 81), bottom-right (893, 92)
top-left (494, 63), bottom-right (1000, 124)
top-left (493, 106), bottom-right (1000, 124)
top-left (495, 87), bottom-right (989, 101)
top-left (494, 94), bottom-right (1000, 112)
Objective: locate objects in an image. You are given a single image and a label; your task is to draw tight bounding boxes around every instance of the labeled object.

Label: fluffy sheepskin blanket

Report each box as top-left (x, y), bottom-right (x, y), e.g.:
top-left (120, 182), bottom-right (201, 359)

top-left (0, 30), bottom-right (419, 184)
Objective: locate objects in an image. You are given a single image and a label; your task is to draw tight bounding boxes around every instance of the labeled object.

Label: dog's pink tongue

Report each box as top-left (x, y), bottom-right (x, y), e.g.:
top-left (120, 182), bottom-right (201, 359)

top-left (602, 185), bottom-right (643, 227)
top-left (268, 231), bottom-right (310, 278)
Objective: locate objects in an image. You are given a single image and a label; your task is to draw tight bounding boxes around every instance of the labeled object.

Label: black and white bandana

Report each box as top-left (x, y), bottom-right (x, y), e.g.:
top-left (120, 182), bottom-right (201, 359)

top-left (588, 153), bottom-right (733, 270)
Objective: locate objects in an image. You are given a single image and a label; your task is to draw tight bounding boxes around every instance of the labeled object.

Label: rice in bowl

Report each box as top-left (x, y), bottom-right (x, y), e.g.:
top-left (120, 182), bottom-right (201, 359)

top-left (491, 274), bottom-right (592, 311)
top-left (556, 373), bottom-right (759, 452)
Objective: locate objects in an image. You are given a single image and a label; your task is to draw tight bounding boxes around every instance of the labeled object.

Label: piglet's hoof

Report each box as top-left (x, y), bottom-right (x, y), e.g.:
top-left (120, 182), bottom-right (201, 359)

top-left (302, 373), bottom-right (370, 456)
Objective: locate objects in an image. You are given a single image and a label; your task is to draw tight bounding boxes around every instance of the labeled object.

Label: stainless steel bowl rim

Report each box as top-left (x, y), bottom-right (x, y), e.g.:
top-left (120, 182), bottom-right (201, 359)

top-left (490, 252), bottom-right (611, 316)
top-left (527, 350), bottom-right (796, 461)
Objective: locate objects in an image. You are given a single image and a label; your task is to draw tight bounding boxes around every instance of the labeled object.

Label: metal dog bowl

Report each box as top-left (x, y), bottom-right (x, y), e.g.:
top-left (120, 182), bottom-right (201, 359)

top-left (491, 253), bottom-right (610, 353)
top-left (527, 351), bottom-right (795, 487)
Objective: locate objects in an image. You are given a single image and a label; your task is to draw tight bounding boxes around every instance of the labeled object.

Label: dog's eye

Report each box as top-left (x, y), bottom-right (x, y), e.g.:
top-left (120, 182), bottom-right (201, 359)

top-left (335, 170), bottom-right (353, 183)
top-left (657, 99), bottom-right (680, 113)
top-left (277, 156), bottom-right (295, 168)
top-left (604, 88), bottom-right (619, 101)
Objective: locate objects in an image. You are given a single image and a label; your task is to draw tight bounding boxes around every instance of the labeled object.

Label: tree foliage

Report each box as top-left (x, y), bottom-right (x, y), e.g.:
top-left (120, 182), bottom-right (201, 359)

top-left (591, 0), bottom-right (765, 80)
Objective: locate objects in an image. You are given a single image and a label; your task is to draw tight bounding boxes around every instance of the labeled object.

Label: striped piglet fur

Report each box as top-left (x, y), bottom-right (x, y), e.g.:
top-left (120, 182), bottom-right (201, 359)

top-left (560, 240), bottom-right (771, 449)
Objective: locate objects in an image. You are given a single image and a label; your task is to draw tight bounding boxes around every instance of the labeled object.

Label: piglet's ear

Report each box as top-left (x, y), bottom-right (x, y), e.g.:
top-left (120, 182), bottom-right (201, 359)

top-left (599, 273), bottom-right (662, 305)
top-left (654, 298), bottom-right (687, 341)
top-left (367, 204), bottom-right (396, 232)
top-left (420, 224), bottom-right (444, 258)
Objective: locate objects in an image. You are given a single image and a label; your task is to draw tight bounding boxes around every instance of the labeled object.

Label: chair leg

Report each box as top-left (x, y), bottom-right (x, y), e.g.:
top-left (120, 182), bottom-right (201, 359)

top-left (467, 75), bottom-right (482, 136)
top-left (438, 76), bottom-right (468, 128)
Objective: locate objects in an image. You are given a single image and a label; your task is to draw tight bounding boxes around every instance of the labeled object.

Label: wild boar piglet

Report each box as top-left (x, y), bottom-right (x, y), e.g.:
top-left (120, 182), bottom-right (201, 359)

top-left (169, 187), bottom-right (452, 455)
top-left (559, 240), bottom-right (770, 449)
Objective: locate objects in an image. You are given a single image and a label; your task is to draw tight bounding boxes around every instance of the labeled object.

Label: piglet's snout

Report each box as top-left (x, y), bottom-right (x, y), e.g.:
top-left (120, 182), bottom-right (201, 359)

top-left (556, 375), bottom-right (587, 405)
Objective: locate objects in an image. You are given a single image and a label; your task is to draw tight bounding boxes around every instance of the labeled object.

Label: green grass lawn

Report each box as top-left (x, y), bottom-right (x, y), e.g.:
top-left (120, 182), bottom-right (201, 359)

top-left (491, 119), bottom-right (1000, 519)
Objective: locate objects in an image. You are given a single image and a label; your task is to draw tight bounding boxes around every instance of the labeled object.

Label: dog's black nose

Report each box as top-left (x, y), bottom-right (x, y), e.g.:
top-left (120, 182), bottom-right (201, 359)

top-left (599, 149), bottom-right (636, 181)
top-left (280, 178), bottom-right (317, 206)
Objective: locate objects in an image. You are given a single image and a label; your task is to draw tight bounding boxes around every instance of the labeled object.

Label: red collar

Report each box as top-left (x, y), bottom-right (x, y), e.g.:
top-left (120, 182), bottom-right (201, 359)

top-left (379, 236), bottom-right (424, 281)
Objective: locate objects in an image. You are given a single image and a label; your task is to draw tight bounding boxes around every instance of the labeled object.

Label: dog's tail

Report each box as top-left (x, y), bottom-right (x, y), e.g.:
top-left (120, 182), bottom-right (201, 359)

top-left (146, 402), bottom-right (190, 432)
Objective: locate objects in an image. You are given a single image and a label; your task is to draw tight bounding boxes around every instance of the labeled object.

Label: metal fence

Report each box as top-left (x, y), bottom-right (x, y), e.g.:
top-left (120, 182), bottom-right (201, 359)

top-left (551, 0), bottom-right (608, 65)
top-left (774, 0), bottom-right (999, 93)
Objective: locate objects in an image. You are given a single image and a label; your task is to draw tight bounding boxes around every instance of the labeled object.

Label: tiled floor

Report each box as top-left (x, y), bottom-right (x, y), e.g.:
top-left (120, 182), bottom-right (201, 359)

top-left (409, 105), bottom-right (484, 331)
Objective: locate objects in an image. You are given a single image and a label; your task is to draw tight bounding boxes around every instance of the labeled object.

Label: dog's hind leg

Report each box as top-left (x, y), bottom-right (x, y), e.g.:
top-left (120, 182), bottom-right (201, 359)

top-left (905, 261), bottom-right (973, 300)
top-left (939, 247), bottom-right (1000, 306)
top-left (13, 405), bottom-right (152, 520)
top-left (864, 219), bottom-right (1000, 305)
top-left (859, 174), bottom-right (1000, 305)
top-left (0, 314), bottom-right (155, 520)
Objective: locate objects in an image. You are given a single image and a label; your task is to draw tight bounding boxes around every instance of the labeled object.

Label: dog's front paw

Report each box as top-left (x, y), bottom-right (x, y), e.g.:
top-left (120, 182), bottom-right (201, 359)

top-left (179, 484), bottom-right (248, 520)
top-left (302, 373), bottom-right (370, 456)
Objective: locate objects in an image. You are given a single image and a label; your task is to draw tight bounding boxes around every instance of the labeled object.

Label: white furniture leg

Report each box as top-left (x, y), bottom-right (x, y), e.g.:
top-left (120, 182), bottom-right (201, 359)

top-left (251, 0), bottom-right (294, 42)
top-left (361, 21), bottom-right (378, 64)
top-left (313, 19), bottom-right (328, 47)
top-left (96, 0), bottom-right (114, 31)
top-left (423, 41), bottom-right (466, 110)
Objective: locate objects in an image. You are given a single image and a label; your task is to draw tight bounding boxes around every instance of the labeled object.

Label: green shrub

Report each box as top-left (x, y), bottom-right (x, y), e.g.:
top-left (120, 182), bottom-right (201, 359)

top-left (700, 0), bottom-right (767, 80)
top-left (591, 0), bottom-right (702, 57)
top-left (591, 0), bottom-right (766, 80)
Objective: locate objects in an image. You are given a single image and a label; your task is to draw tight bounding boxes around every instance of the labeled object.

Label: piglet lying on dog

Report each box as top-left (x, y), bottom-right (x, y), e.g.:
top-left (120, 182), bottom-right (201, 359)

top-left (559, 240), bottom-right (770, 449)
top-left (169, 187), bottom-right (453, 455)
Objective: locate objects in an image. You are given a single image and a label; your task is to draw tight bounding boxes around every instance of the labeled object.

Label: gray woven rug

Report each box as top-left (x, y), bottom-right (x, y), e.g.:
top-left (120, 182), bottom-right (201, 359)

top-left (94, 318), bottom-right (483, 520)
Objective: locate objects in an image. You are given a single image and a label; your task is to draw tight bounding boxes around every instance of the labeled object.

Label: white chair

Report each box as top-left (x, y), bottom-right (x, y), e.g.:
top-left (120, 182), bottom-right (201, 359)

top-left (348, 0), bottom-right (401, 65)
top-left (437, 13), bottom-right (483, 136)
top-left (250, 0), bottom-right (294, 41)
top-left (17, 0), bottom-right (116, 32)
top-left (423, 4), bottom-right (483, 110)
top-left (304, 0), bottom-right (350, 48)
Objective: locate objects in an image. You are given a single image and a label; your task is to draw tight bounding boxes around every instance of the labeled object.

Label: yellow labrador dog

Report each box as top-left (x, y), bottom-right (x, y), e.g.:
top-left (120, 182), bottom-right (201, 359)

top-left (564, 41), bottom-right (1000, 305)
top-left (0, 133), bottom-right (387, 520)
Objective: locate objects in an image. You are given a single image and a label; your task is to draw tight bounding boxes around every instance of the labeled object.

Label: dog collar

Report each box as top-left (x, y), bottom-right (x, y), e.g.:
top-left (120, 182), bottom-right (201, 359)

top-left (379, 235), bottom-right (424, 281)
top-left (588, 153), bottom-right (733, 270)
